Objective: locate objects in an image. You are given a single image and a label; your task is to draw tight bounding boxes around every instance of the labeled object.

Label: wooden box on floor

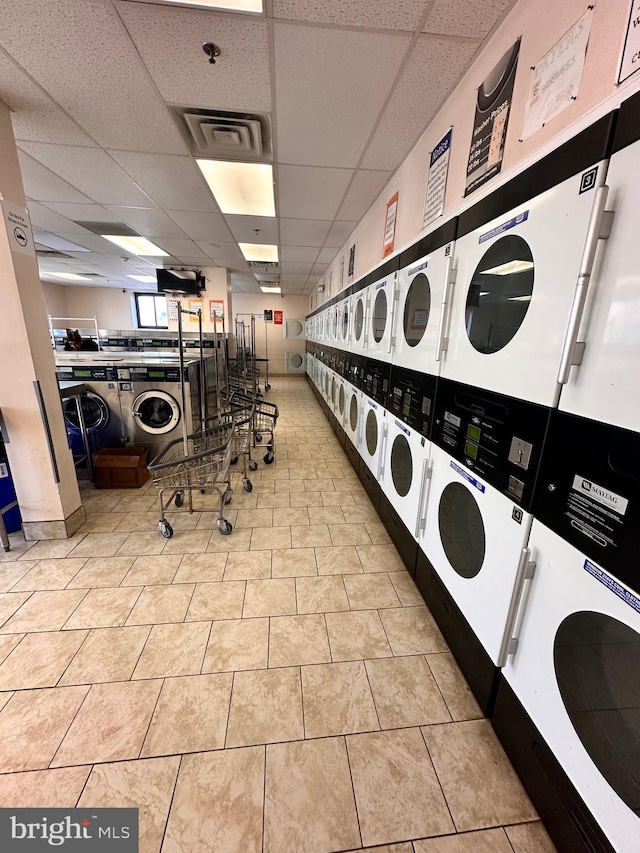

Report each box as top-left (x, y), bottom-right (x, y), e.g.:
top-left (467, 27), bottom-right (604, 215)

top-left (93, 446), bottom-right (149, 489)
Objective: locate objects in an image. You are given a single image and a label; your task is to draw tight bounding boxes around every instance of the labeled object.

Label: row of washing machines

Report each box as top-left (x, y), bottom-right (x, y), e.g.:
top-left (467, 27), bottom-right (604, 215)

top-left (305, 90), bottom-right (640, 853)
top-left (56, 350), bottom-right (225, 462)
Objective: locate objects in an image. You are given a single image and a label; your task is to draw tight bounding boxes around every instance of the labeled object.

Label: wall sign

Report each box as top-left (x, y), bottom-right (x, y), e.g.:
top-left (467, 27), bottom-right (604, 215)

top-left (264, 309), bottom-right (273, 321)
top-left (465, 39), bottom-right (521, 197)
top-left (382, 192), bottom-right (399, 257)
top-left (168, 299), bottom-right (179, 322)
top-left (2, 200), bottom-right (35, 257)
top-left (274, 310), bottom-right (283, 325)
top-left (209, 299), bottom-right (224, 322)
top-left (340, 255), bottom-right (345, 289)
top-left (619, 0), bottom-right (640, 83)
top-left (522, 9), bottom-right (592, 141)
top-left (423, 129), bottom-right (452, 227)
top-left (348, 244), bottom-right (356, 281)
top-left (188, 298), bottom-right (203, 322)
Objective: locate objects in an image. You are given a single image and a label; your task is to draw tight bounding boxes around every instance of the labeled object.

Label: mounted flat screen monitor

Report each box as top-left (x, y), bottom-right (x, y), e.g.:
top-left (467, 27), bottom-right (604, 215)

top-left (156, 268), bottom-right (204, 296)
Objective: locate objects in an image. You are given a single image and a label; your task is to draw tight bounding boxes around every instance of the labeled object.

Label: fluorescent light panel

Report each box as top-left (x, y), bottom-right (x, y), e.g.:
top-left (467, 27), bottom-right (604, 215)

top-left (151, 0), bottom-right (262, 10)
top-left (479, 260), bottom-right (534, 276)
top-left (102, 235), bottom-right (169, 256)
top-left (196, 160), bottom-right (275, 216)
top-left (260, 285), bottom-right (281, 293)
top-left (127, 275), bottom-right (157, 283)
top-left (42, 271), bottom-right (93, 281)
top-left (239, 243), bottom-right (278, 262)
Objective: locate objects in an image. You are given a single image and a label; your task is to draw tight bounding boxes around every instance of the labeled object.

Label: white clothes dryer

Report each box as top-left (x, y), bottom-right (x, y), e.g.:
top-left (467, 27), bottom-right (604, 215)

top-left (344, 381), bottom-right (362, 450)
top-left (360, 393), bottom-right (387, 478)
top-left (366, 271), bottom-right (397, 364)
top-left (379, 416), bottom-right (431, 539)
top-left (348, 285), bottom-right (368, 355)
top-left (337, 293), bottom-right (351, 352)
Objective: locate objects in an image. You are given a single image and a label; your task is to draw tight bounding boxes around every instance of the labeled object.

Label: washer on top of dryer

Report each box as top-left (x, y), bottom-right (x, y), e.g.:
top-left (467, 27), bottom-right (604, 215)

top-left (366, 271), bottom-right (398, 363)
top-left (392, 218), bottom-right (458, 374)
top-left (439, 112), bottom-right (616, 408)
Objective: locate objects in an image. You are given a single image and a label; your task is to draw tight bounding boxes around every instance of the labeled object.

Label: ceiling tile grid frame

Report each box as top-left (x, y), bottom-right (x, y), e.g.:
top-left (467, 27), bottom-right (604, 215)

top-left (272, 0), bottom-right (432, 32)
top-left (424, 0), bottom-right (517, 39)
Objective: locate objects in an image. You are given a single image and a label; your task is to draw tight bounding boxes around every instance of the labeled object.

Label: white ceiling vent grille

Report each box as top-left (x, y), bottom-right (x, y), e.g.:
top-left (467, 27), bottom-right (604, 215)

top-left (171, 107), bottom-right (272, 161)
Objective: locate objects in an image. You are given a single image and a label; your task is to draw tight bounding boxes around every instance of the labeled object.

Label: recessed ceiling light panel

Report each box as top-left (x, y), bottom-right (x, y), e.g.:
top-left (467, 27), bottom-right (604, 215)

top-left (41, 272), bottom-right (93, 281)
top-left (260, 285), bottom-right (281, 293)
top-left (102, 235), bottom-right (169, 256)
top-left (196, 160), bottom-right (275, 216)
top-left (238, 243), bottom-right (278, 262)
top-left (127, 275), bottom-right (157, 283)
top-left (134, 0), bottom-right (262, 11)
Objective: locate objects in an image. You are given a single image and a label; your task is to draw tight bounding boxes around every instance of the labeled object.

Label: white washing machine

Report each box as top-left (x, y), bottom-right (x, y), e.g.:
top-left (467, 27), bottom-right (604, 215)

top-left (439, 112), bottom-right (616, 407)
top-left (366, 271), bottom-right (397, 364)
top-left (392, 219), bottom-right (457, 374)
top-left (558, 92), bottom-right (640, 432)
top-left (360, 393), bottom-right (387, 478)
top-left (379, 415), bottom-right (431, 539)
top-left (344, 381), bottom-right (362, 449)
top-left (336, 292), bottom-right (351, 352)
top-left (348, 285), bottom-right (368, 355)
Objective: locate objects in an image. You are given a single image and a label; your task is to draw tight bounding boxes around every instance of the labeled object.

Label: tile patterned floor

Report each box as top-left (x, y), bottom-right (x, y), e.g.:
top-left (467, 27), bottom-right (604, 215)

top-left (0, 377), bottom-right (556, 853)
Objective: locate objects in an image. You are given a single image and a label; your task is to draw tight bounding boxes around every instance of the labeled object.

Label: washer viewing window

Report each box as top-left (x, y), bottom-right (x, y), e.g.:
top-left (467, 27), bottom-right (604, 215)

top-left (365, 409), bottom-right (378, 457)
top-left (349, 394), bottom-right (358, 431)
top-left (403, 273), bottom-right (431, 348)
top-left (372, 289), bottom-right (387, 343)
top-left (466, 234), bottom-right (534, 354)
top-left (339, 385), bottom-right (345, 415)
top-left (554, 611), bottom-right (640, 814)
top-left (355, 298), bottom-right (364, 341)
top-left (390, 434), bottom-right (412, 497)
top-left (438, 482), bottom-right (485, 578)
top-left (133, 391), bottom-right (180, 434)
top-left (63, 394), bottom-right (108, 433)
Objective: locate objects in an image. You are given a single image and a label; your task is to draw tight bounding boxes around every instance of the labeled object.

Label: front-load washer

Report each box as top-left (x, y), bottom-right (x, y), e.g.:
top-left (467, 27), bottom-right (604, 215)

top-left (392, 219), bottom-right (457, 374)
top-left (55, 361), bottom-right (125, 450)
top-left (360, 393), bottom-right (386, 479)
top-left (439, 112), bottom-right (616, 407)
top-left (493, 519), bottom-right (640, 853)
top-left (366, 271), bottom-right (397, 364)
top-left (558, 91), bottom-right (640, 432)
top-left (348, 284), bottom-right (368, 355)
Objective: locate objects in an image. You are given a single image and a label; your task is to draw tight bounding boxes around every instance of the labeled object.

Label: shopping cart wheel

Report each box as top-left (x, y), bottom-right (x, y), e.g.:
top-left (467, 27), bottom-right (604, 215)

top-left (264, 451), bottom-right (275, 465)
top-left (174, 491), bottom-right (184, 508)
top-left (223, 487), bottom-right (233, 505)
top-left (159, 520), bottom-right (173, 539)
top-left (255, 434), bottom-right (263, 443)
top-left (218, 519), bottom-right (233, 535)
top-left (242, 478), bottom-right (253, 493)
top-left (230, 455), bottom-right (239, 465)
top-left (249, 460), bottom-right (258, 471)
top-left (265, 383), bottom-right (271, 391)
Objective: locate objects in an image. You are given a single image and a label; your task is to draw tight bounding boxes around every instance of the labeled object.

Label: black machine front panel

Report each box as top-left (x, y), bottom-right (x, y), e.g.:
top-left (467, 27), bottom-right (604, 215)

top-left (431, 378), bottom-right (551, 511)
top-left (335, 349), bottom-right (348, 379)
top-left (534, 412), bottom-right (640, 596)
top-left (56, 365), bottom-right (117, 382)
top-left (363, 358), bottom-right (390, 406)
top-left (347, 353), bottom-right (366, 391)
top-left (388, 366), bottom-right (437, 439)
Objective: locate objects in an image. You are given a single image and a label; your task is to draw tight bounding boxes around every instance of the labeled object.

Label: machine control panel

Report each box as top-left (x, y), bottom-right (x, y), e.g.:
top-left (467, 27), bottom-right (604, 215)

top-left (347, 353), bottom-right (366, 390)
top-left (432, 377), bottom-right (551, 510)
top-left (55, 365), bottom-right (117, 382)
top-left (334, 350), bottom-right (348, 379)
top-left (388, 365), bottom-right (436, 439)
top-left (122, 365), bottom-right (183, 382)
top-left (364, 358), bottom-right (390, 406)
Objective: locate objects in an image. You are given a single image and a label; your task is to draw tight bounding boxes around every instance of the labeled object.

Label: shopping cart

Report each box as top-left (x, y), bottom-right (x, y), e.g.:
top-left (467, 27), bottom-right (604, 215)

top-left (224, 389), bottom-right (278, 466)
top-left (208, 400), bottom-right (255, 493)
top-left (147, 421), bottom-right (234, 538)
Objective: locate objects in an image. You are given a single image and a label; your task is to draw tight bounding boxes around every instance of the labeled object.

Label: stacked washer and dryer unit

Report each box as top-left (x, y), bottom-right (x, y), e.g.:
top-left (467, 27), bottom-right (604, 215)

top-left (305, 92), bottom-right (640, 853)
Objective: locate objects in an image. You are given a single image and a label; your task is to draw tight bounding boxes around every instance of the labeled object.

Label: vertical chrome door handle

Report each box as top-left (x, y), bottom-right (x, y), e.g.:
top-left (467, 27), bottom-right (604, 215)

top-left (414, 458), bottom-right (432, 538)
top-left (436, 252), bottom-right (456, 362)
top-left (497, 547), bottom-right (537, 666)
top-left (388, 274), bottom-right (399, 352)
top-left (377, 422), bottom-right (388, 479)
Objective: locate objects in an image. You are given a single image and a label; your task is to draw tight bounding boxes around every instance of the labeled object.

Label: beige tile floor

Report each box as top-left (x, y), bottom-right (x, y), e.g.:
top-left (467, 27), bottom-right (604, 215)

top-left (0, 377), bottom-right (557, 853)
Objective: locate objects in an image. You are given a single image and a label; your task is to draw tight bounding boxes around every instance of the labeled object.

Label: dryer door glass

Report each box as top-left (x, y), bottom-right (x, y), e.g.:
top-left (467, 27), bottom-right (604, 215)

top-left (391, 434), bottom-right (412, 497)
top-left (133, 392), bottom-right (180, 434)
top-left (339, 386), bottom-right (345, 415)
top-left (554, 611), bottom-right (640, 814)
top-left (349, 394), bottom-right (358, 431)
top-left (403, 273), bottom-right (431, 347)
top-left (63, 393), bottom-right (108, 434)
top-left (372, 290), bottom-right (387, 343)
top-left (342, 305), bottom-right (349, 339)
top-left (438, 482), bottom-right (485, 578)
top-left (365, 409), bottom-right (378, 457)
top-left (290, 353), bottom-right (303, 368)
top-left (331, 376), bottom-right (336, 405)
top-left (466, 234), bottom-right (535, 354)
top-left (355, 298), bottom-right (364, 341)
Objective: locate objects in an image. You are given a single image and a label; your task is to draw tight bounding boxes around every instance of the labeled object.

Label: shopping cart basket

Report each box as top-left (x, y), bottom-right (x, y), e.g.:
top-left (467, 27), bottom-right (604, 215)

top-left (147, 421), bottom-right (234, 538)
top-left (224, 390), bottom-right (278, 465)
top-left (206, 401), bottom-right (255, 493)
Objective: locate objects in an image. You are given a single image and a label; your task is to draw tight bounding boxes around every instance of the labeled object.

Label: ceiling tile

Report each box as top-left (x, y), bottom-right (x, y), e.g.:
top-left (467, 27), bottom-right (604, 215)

top-left (336, 169), bottom-right (392, 220)
top-left (115, 1), bottom-right (271, 112)
top-left (53, 233), bottom-right (133, 255)
top-left (362, 35), bottom-right (480, 170)
top-left (272, 0), bottom-right (428, 32)
top-left (280, 273), bottom-right (309, 283)
top-left (278, 166), bottom-right (352, 220)
top-left (0, 50), bottom-right (95, 147)
top-left (424, 0), bottom-right (514, 39)
top-left (17, 151), bottom-right (94, 204)
top-left (0, 0), bottom-right (186, 153)
top-left (106, 207), bottom-right (189, 239)
top-left (279, 218), bottom-right (331, 247)
top-left (324, 220), bottom-right (357, 248)
top-left (196, 241), bottom-right (245, 262)
top-left (274, 23), bottom-right (411, 167)
top-left (316, 246), bottom-right (338, 264)
top-left (166, 210), bottom-right (235, 242)
top-left (280, 246), bottom-right (319, 263)
top-left (153, 240), bottom-right (210, 261)
top-left (25, 200), bottom-right (94, 234)
top-left (225, 215), bottom-right (279, 244)
top-left (108, 151), bottom-right (219, 213)
top-left (18, 142), bottom-right (157, 206)
top-left (279, 261), bottom-right (314, 275)
top-left (33, 231), bottom-right (90, 253)
top-left (42, 203), bottom-right (125, 225)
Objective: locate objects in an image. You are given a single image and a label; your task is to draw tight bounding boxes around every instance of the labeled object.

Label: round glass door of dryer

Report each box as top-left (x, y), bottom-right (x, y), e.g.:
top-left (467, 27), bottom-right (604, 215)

top-left (465, 234), bottom-right (535, 354)
top-left (349, 394), bottom-right (358, 432)
top-left (331, 376), bottom-right (336, 406)
top-left (63, 392), bottom-right (109, 434)
top-left (132, 390), bottom-right (180, 434)
top-left (554, 611), bottom-right (640, 814)
top-left (365, 409), bottom-right (378, 457)
top-left (339, 385), bottom-right (345, 415)
top-left (438, 482), bottom-right (485, 578)
top-left (403, 273), bottom-right (431, 347)
top-left (390, 434), bottom-right (412, 497)
top-left (290, 353), bottom-right (303, 369)
top-left (355, 298), bottom-right (365, 341)
top-left (372, 289), bottom-right (388, 343)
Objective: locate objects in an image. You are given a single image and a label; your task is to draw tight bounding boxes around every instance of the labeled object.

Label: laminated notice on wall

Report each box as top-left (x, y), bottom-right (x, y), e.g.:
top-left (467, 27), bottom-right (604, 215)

top-left (382, 192), bottom-right (399, 257)
top-left (619, 0), bottom-right (640, 83)
top-left (168, 299), bottom-right (179, 322)
top-left (2, 200), bottom-right (35, 257)
top-left (423, 129), bottom-right (452, 227)
top-left (522, 9), bottom-right (592, 141)
top-left (188, 299), bottom-right (203, 322)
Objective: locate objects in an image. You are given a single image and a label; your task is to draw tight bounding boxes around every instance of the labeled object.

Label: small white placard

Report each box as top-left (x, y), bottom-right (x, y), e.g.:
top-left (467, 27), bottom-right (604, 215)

top-left (168, 299), bottom-right (179, 322)
top-left (2, 200), bottom-right (35, 257)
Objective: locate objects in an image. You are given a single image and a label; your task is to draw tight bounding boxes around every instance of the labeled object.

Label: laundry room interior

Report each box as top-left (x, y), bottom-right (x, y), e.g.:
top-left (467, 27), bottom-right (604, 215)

top-left (0, 0), bottom-right (638, 851)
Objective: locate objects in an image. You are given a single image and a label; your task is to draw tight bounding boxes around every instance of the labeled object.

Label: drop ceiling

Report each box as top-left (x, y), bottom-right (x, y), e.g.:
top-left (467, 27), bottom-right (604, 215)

top-left (0, 0), bottom-right (515, 295)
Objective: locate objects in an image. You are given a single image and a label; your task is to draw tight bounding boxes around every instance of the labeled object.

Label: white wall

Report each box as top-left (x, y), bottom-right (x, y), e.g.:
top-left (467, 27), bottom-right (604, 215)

top-left (42, 283), bottom-right (135, 330)
top-left (41, 281), bottom-right (68, 321)
top-left (315, 0), bottom-right (639, 307)
top-left (232, 293), bottom-right (308, 375)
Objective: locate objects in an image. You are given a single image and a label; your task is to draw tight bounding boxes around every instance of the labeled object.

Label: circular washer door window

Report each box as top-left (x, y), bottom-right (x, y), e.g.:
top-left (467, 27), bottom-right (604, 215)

top-left (554, 612), bottom-right (640, 813)
top-left (63, 392), bottom-right (109, 434)
top-left (132, 390), bottom-right (180, 434)
top-left (391, 434), bottom-right (412, 497)
top-left (372, 289), bottom-right (387, 343)
top-left (365, 409), bottom-right (378, 457)
top-left (438, 482), bottom-right (485, 578)
top-left (331, 376), bottom-right (336, 405)
top-left (342, 305), bottom-right (349, 339)
top-left (466, 234), bottom-right (535, 354)
top-left (339, 385), bottom-right (345, 415)
top-left (403, 273), bottom-right (431, 348)
top-left (290, 353), bottom-right (303, 369)
top-left (349, 394), bottom-right (358, 432)
top-left (355, 298), bottom-right (364, 341)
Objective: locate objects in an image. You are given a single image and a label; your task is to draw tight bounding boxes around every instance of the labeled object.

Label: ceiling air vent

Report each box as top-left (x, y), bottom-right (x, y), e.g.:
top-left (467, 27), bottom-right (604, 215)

top-left (171, 107), bottom-right (272, 161)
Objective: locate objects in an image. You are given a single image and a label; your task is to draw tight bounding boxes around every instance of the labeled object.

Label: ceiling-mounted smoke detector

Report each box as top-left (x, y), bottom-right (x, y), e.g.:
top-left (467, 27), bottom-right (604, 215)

top-left (170, 107), bottom-right (272, 162)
